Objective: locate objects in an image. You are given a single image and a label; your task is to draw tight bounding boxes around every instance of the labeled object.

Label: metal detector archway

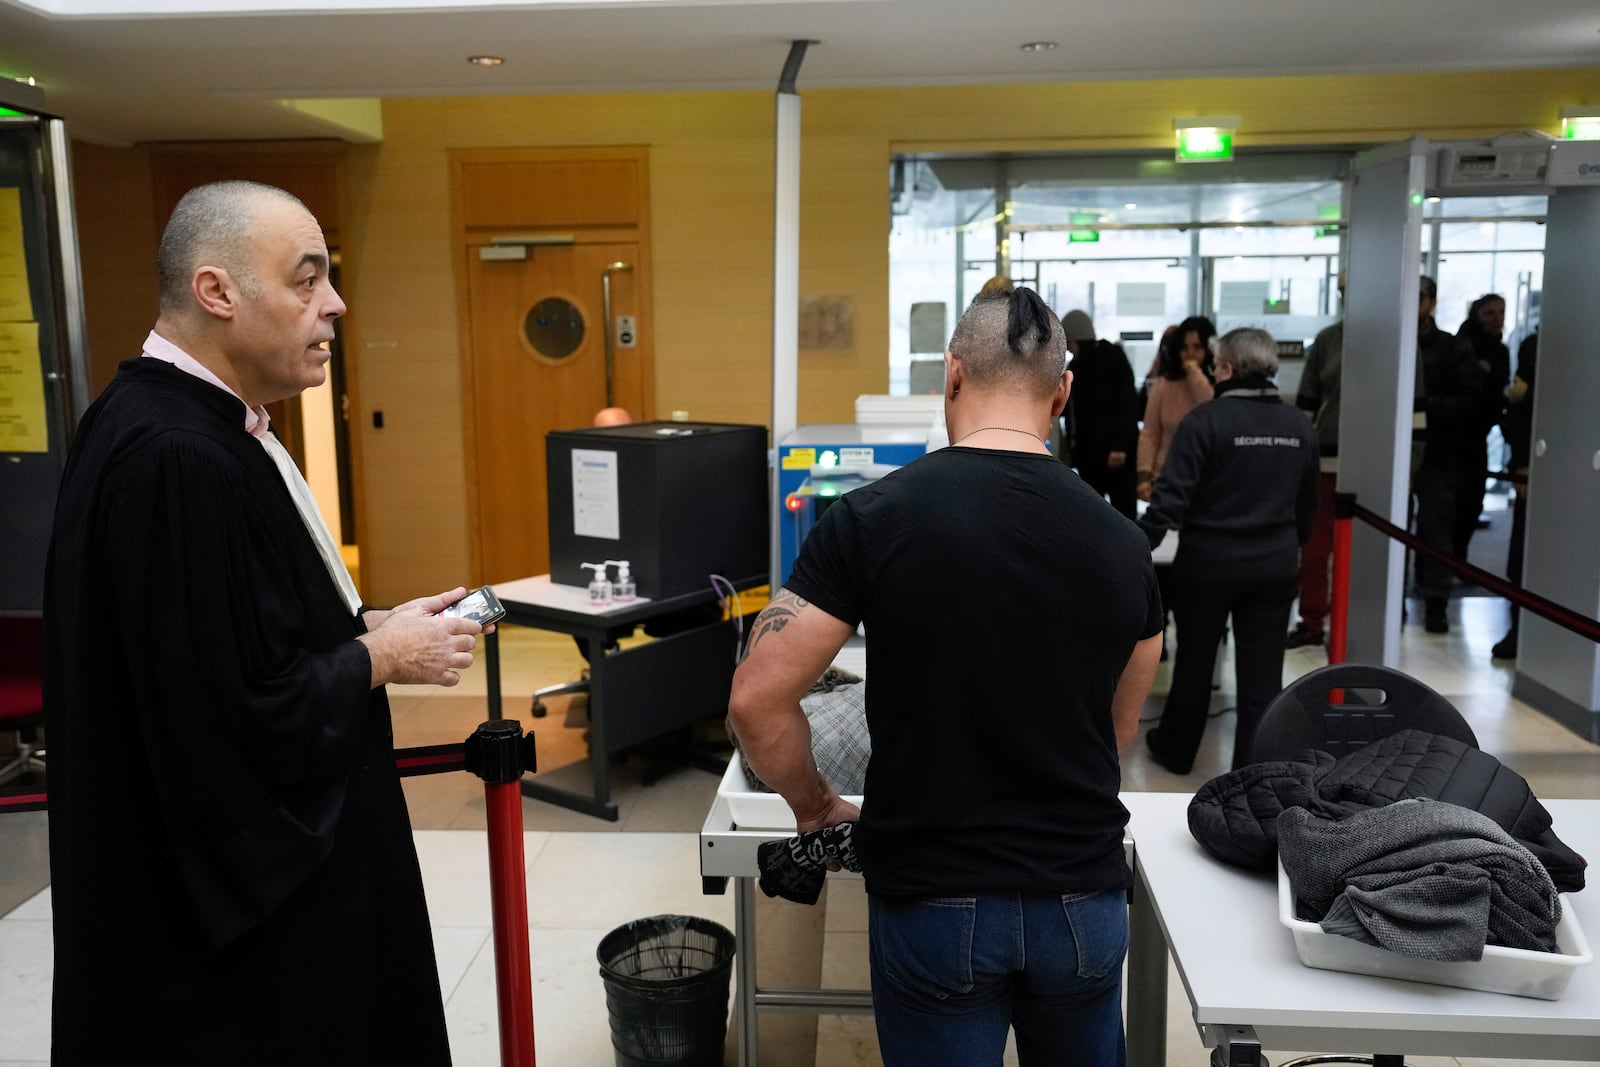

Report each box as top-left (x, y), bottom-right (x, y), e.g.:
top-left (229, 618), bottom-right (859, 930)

top-left (1340, 134), bottom-right (1600, 738)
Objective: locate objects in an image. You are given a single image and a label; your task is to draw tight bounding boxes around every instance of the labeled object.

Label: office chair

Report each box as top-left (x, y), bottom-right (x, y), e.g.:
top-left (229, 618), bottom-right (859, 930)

top-left (0, 615), bottom-right (46, 786)
top-left (530, 669), bottom-right (587, 720)
top-left (1249, 663), bottom-right (1477, 1067)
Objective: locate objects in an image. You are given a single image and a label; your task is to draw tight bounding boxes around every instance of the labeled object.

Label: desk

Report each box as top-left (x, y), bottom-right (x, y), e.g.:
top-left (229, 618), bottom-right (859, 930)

top-left (487, 574), bottom-right (761, 821)
top-left (703, 791), bottom-right (1600, 1066)
top-left (1124, 792), bottom-right (1600, 1066)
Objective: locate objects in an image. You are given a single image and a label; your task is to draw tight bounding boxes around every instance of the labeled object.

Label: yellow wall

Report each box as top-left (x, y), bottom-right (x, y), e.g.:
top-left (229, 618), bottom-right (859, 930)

top-left (73, 67), bottom-right (1600, 603)
top-left (72, 141), bottom-right (157, 394)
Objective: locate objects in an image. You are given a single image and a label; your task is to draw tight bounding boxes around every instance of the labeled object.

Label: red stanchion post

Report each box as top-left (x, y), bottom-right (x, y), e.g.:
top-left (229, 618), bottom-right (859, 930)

top-left (1327, 492), bottom-right (1357, 706)
top-left (1328, 492), bottom-right (1356, 667)
top-left (464, 719), bottom-right (539, 1067)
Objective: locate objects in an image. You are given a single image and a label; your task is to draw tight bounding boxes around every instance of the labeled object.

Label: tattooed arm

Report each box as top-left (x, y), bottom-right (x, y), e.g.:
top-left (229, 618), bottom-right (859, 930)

top-left (728, 589), bottom-right (859, 832)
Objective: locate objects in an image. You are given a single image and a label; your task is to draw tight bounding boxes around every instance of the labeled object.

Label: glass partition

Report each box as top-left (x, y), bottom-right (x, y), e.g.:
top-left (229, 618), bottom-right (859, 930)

top-left (889, 152), bottom-right (1351, 395)
top-left (889, 153), bottom-right (1548, 399)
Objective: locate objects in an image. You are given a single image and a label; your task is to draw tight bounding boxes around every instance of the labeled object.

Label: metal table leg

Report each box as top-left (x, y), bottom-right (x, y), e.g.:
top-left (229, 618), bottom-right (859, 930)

top-left (736, 876), bottom-right (760, 1067)
top-left (513, 629), bottom-right (621, 820)
top-left (486, 629), bottom-right (502, 719)
top-left (1127, 871), bottom-right (1169, 1067)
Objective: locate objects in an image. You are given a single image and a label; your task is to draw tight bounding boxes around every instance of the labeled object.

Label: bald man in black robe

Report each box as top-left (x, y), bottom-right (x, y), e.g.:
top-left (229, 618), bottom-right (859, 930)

top-left (44, 181), bottom-right (482, 1063)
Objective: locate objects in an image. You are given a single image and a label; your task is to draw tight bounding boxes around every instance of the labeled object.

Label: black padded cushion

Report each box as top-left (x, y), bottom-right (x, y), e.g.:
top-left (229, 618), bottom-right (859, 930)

top-left (1249, 662), bottom-right (1478, 763)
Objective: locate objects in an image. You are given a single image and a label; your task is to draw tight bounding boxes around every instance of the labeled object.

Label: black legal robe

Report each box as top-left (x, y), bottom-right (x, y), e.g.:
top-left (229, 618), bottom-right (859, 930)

top-left (43, 359), bottom-right (450, 1063)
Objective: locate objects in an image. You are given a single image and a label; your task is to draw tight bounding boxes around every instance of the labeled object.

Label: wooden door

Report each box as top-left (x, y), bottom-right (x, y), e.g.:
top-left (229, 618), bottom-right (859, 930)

top-left (467, 241), bottom-right (644, 583)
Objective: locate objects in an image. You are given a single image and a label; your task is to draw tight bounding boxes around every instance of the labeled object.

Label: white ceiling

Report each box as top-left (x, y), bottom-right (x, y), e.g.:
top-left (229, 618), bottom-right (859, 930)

top-left (1, 0), bottom-right (1598, 146)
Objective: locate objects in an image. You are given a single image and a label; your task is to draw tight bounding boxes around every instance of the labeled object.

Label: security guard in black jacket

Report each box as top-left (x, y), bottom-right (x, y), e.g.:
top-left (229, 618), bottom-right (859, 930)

top-left (1139, 327), bottom-right (1320, 774)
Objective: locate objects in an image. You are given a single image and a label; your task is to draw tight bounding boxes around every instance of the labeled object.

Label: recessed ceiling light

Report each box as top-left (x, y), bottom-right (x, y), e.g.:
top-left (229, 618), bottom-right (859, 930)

top-left (467, 55), bottom-right (505, 66)
top-left (1124, 202), bottom-right (1138, 210)
top-left (1019, 41), bottom-right (1058, 53)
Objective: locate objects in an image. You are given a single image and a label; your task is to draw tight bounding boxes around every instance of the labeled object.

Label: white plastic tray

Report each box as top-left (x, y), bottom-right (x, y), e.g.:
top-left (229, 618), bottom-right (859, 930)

top-left (716, 756), bottom-right (864, 832)
top-left (1277, 861), bottom-right (1592, 1000)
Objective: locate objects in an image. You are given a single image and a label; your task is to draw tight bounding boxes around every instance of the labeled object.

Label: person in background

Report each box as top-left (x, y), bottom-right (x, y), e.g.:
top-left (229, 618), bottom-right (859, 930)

top-left (1287, 300), bottom-right (1345, 650)
top-left (730, 285), bottom-right (1163, 1066)
top-left (1412, 276), bottom-right (1485, 634)
top-left (1492, 328), bottom-right (1538, 660)
top-left (977, 273), bottom-right (1015, 298)
top-left (1060, 309), bottom-right (1140, 518)
top-left (1136, 315), bottom-right (1215, 503)
top-left (1140, 328), bottom-right (1320, 774)
top-left (1455, 293), bottom-right (1511, 561)
top-left (44, 181), bottom-right (479, 1062)
top-left (1138, 324), bottom-right (1180, 424)
top-left (593, 405), bottom-right (634, 427)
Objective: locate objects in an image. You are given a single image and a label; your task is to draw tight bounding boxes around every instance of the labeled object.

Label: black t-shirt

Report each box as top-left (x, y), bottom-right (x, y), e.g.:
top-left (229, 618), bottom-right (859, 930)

top-left (785, 446), bottom-right (1163, 899)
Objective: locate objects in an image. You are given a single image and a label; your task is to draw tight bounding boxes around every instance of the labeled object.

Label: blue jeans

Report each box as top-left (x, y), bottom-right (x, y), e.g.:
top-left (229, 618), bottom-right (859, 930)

top-left (868, 888), bottom-right (1128, 1067)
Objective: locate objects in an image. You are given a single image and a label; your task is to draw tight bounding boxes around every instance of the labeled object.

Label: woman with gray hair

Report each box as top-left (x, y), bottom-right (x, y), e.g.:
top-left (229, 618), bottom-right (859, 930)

top-left (1138, 327), bottom-right (1321, 773)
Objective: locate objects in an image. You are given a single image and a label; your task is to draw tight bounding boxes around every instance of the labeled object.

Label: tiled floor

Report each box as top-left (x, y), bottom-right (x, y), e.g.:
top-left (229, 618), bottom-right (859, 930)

top-left (2, 595), bottom-right (1597, 1066)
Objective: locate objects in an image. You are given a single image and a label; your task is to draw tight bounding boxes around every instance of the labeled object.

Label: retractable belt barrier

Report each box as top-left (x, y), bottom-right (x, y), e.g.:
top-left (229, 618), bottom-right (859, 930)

top-left (1327, 491), bottom-right (1600, 665)
top-left (0, 739), bottom-right (476, 813)
top-left (0, 724), bottom-right (541, 1067)
top-left (1486, 469), bottom-right (1528, 487)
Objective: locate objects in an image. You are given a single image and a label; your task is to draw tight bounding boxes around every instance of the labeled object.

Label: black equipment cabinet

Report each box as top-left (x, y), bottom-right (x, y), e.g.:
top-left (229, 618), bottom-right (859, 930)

top-left (546, 421), bottom-right (768, 600)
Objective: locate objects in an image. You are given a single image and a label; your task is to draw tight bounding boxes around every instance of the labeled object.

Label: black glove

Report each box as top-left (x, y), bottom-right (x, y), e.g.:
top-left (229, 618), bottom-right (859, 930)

top-left (756, 822), bottom-right (862, 905)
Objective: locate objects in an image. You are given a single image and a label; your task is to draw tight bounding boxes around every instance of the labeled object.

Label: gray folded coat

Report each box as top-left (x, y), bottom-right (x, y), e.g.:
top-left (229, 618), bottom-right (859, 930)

top-left (1278, 798), bottom-right (1561, 962)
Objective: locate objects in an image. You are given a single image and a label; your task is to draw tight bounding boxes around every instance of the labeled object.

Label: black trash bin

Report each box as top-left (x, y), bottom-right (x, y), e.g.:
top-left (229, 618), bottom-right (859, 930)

top-left (597, 914), bottom-right (736, 1067)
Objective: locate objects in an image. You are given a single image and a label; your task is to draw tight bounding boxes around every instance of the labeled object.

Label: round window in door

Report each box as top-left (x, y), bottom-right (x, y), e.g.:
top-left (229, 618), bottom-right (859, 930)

top-left (523, 297), bottom-right (585, 361)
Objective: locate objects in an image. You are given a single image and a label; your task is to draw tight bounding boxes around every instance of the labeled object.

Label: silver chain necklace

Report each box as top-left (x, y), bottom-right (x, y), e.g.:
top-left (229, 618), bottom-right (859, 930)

top-left (954, 425), bottom-right (1045, 446)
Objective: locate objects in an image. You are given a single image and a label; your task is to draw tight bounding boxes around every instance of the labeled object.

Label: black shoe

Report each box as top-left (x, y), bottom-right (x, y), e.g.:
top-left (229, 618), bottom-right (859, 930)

top-left (1424, 597), bottom-right (1449, 634)
top-left (1145, 728), bottom-right (1194, 775)
top-left (1491, 630), bottom-right (1518, 660)
top-left (1285, 625), bottom-right (1325, 649)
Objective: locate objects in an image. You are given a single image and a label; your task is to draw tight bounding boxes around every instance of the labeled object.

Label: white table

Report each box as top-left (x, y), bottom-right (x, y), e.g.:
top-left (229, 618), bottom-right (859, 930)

top-left (1124, 792), bottom-right (1600, 1065)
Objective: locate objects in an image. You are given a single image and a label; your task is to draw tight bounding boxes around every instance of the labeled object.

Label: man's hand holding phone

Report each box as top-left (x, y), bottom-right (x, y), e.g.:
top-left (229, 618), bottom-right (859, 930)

top-left (358, 586), bottom-right (495, 688)
top-left (441, 586), bottom-right (507, 628)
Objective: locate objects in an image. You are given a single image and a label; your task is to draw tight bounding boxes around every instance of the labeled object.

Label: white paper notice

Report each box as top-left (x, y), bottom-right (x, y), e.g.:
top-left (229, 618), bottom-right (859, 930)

top-left (572, 448), bottom-right (621, 540)
top-left (1116, 282), bottom-right (1166, 318)
top-left (1219, 281), bottom-right (1270, 316)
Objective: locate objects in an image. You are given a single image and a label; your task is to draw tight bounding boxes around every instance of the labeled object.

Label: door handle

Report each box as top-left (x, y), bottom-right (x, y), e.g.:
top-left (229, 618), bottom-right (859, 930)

top-left (601, 261), bottom-right (633, 408)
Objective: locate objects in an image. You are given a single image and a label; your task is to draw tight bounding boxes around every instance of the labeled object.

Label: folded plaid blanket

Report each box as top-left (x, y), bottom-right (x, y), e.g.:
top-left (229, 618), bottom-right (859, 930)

top-left (734, 668), bottom-right (868, 795)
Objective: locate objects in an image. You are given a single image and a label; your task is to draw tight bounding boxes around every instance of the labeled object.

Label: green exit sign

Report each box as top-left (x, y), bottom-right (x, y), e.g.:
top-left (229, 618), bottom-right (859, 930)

top-left (1175, 125), bottom-right (1234, 163)
top-left (1564, 116), bottom-right (1600, 141)
top-left (0, 107), bottom-right (26, 118)
top-left (1067, 211), bottom-right (1099, 242)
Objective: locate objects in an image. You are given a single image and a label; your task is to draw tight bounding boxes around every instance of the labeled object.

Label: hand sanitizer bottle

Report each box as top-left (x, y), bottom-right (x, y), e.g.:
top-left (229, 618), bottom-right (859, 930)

top-left (609, 560), bottom-right (636, 603)
top-left (580, 562), bottom-right (612, 606)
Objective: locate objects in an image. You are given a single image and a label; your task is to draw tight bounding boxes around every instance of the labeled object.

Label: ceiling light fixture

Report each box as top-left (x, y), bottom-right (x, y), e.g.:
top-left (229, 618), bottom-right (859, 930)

top-left (1019, 41), bottom-right (1058, 53)
top-left (1124, 202), bottom-right (1137, 210)
top-left (467, 55), bottom-right (505, 67)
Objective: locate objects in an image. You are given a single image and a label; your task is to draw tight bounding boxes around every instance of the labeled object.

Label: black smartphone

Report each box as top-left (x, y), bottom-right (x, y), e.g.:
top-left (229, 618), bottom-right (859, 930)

top-left (442, 585), bottom-right (507, 626)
